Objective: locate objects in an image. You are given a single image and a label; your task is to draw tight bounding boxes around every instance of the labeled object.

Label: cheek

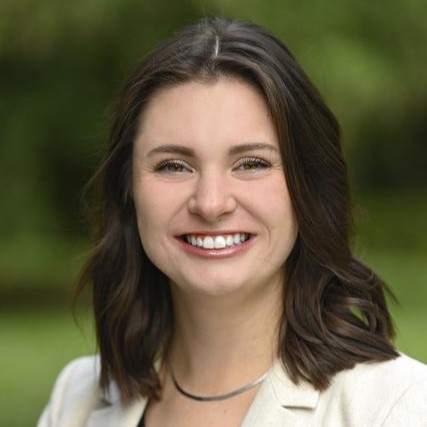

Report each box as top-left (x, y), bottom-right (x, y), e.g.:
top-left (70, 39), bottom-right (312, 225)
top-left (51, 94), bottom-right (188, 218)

top-left (133, 182), bottom-right (183, 249)
top-left (134, 207), bottom-right (169, 274)
top-left (134, 179), bottom-right (172, 223)
top-left (264, 183), bottom-right (298, 247)
top-left (133, 186), bottom-right (163, 250)
top-left (259, 175), bottom-right (295, 219)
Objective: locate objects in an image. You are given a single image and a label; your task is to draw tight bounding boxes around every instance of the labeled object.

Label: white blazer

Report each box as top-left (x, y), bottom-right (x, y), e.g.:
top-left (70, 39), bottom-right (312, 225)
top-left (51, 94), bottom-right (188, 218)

top-left (38, 353), bottom-right (427, 427)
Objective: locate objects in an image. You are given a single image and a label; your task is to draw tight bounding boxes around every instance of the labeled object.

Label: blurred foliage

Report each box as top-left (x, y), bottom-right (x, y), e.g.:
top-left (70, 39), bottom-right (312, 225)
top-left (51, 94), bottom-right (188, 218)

top-left (0, 0), bottom-right (201, 289)
top-left (0, 0), bottom-right (201, 235)
top-left (214, 0), bottom-right (427, 189)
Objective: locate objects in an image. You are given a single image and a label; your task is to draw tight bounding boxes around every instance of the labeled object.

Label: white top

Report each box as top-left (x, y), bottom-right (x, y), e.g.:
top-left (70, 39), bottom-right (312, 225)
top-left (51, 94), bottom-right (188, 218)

top-left (38, 353), bottom-right (427, 427)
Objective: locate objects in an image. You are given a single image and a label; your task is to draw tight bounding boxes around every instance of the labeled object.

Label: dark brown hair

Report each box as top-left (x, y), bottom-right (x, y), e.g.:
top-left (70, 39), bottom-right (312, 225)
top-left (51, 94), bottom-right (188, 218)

top-left (76, 17), bottom-right (398, 402)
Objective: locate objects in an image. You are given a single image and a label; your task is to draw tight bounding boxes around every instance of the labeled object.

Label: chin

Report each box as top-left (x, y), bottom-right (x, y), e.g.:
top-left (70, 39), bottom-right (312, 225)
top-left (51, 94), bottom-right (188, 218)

top-left (172, 273), bottom-right (264, 300)
top-left (195, 283), bottom-right (245, 297)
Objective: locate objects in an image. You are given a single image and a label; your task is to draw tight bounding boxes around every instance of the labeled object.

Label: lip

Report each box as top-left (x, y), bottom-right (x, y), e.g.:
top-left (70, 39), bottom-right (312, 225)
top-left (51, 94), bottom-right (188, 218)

top-left (178, 230), bottom-right (251, 236)
top-left (174, 231), bottom-right (255, 259)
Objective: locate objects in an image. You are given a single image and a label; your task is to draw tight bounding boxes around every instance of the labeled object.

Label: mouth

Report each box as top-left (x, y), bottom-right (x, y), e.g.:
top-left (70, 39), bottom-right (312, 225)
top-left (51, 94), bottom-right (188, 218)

top-left (180, 233), bottom-right (252, 250)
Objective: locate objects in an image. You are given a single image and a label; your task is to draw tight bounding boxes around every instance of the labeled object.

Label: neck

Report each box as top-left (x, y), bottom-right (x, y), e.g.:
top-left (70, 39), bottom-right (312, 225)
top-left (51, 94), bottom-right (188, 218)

top-left (167, 279), bottom-right (283, 393)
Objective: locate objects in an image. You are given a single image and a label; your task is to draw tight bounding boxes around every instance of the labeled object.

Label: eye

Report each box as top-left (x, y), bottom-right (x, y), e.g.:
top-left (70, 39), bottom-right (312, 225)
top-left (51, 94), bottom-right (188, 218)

top-left (154, 159), bottom-right (193, 174)
top-left (233, 157), bottom-right (272, 171)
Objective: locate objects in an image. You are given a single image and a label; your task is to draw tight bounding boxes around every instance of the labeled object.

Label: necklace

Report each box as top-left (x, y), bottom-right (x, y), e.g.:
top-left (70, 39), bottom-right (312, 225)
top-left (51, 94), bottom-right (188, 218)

top-left (170, 368), bottom-right (269, 402)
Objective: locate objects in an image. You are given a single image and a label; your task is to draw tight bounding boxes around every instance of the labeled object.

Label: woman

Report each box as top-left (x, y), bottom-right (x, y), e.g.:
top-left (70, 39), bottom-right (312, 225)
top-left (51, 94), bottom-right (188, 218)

top-left (38, 17), bottom-right (427, 427)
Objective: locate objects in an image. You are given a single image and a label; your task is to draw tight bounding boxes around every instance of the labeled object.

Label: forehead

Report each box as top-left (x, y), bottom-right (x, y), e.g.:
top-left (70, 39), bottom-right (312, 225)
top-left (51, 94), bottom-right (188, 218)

top-left (135, 78), bottom-right (278, 154)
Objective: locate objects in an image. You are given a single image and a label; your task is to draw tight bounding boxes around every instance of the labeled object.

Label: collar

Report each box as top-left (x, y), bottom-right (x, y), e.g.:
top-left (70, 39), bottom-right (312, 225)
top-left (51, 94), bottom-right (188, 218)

top-left (101, 358), bottom-right (319, 408)
top-left (101, 357), bottom-right (163, 405)
top-left (102, 378), bottom-right (123, 405)
top-left (267, 358), bottom-right (320, 409)
top-left (238, 359), bottom-right (319, 427)
top-left (95, 358), bottom-right (319, 427)
top-left (99, 360), bottom-right (320, 410)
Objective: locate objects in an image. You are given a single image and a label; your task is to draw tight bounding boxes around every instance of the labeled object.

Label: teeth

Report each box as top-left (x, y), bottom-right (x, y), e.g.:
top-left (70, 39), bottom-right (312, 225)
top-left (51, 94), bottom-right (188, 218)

top-left (203, 236), bottom-right (214, 249)
top-left (184, 233), bottom-right (250, 249)
top-left (214, 236), bottom-right (226, 249)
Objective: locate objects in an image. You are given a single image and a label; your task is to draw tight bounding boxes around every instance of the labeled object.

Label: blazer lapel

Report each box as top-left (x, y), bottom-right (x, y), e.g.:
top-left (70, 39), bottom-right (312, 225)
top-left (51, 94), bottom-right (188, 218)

top-left (85, 399), bottom-right (146, 427)
top-left (85, 380), bottom-right (148, 427)
top-left (85, 359), bottom-right (318, 427)
top-left (241, 359), bottom-right (319, 427)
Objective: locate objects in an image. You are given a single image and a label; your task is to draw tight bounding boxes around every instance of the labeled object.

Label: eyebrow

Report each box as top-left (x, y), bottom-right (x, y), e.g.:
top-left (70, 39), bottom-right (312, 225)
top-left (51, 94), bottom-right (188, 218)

top-left (229, 143), bottom-right (278, 155)
top-left (146, 142), bottom-right (278, 157)
top-left (146, 144), bottom-right (195, 157)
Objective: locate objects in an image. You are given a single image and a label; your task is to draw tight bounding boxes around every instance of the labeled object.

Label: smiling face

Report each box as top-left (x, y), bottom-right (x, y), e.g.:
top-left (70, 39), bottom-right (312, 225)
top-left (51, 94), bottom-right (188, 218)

top-left (132, 78), bottom-right (298, 298)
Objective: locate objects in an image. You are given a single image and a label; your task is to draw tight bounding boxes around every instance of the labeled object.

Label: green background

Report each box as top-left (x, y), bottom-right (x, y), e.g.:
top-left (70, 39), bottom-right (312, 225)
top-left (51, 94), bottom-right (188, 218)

top-left (1, 1), bottom-right (426, 426)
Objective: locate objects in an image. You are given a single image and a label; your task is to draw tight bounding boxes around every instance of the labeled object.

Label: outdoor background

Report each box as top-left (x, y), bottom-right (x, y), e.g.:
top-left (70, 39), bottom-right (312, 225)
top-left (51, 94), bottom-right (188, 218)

top-left (1, 0), bottom-right (426, 425)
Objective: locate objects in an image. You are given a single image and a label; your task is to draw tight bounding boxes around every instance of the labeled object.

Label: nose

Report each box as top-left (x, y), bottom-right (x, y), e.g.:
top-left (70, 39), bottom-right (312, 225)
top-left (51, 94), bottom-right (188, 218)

top-left (188, 170), bottom-right (237, 222)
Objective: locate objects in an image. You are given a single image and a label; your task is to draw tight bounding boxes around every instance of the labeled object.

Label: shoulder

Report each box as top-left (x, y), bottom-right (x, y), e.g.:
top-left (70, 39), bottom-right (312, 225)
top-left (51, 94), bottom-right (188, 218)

top-left (333, 352), bottom-right (427, 394)
top-left (58, 355), bottom-right (100, 381)
top-left (50, 355), bottom-right (102, 402)
top-left (37, 355), bottom-right (104, 427)
top-left (320, 353), bottom-right (427, 426)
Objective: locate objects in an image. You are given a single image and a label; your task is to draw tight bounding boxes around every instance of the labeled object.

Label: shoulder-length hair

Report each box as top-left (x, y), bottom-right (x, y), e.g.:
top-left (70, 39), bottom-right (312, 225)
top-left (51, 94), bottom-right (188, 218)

top-left (76, 17), bottom-right (398, 402)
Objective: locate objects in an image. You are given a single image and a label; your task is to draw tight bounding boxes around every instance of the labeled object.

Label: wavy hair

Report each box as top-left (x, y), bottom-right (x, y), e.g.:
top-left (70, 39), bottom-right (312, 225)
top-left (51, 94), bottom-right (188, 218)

top-left (76, 17), bottom-right (398, 402)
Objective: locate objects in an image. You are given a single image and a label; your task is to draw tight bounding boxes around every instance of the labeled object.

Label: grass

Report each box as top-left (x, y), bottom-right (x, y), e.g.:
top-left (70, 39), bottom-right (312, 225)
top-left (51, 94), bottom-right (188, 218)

top-left (0, 307), bottom-right (94, 427)
top-left (353, 192), bottom-right (427, 360)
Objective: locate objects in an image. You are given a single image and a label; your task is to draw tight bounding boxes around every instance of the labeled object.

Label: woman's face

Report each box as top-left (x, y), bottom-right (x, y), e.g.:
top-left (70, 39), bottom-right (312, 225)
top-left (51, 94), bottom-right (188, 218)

top-left (133, 78), bottom-right (298, 298)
